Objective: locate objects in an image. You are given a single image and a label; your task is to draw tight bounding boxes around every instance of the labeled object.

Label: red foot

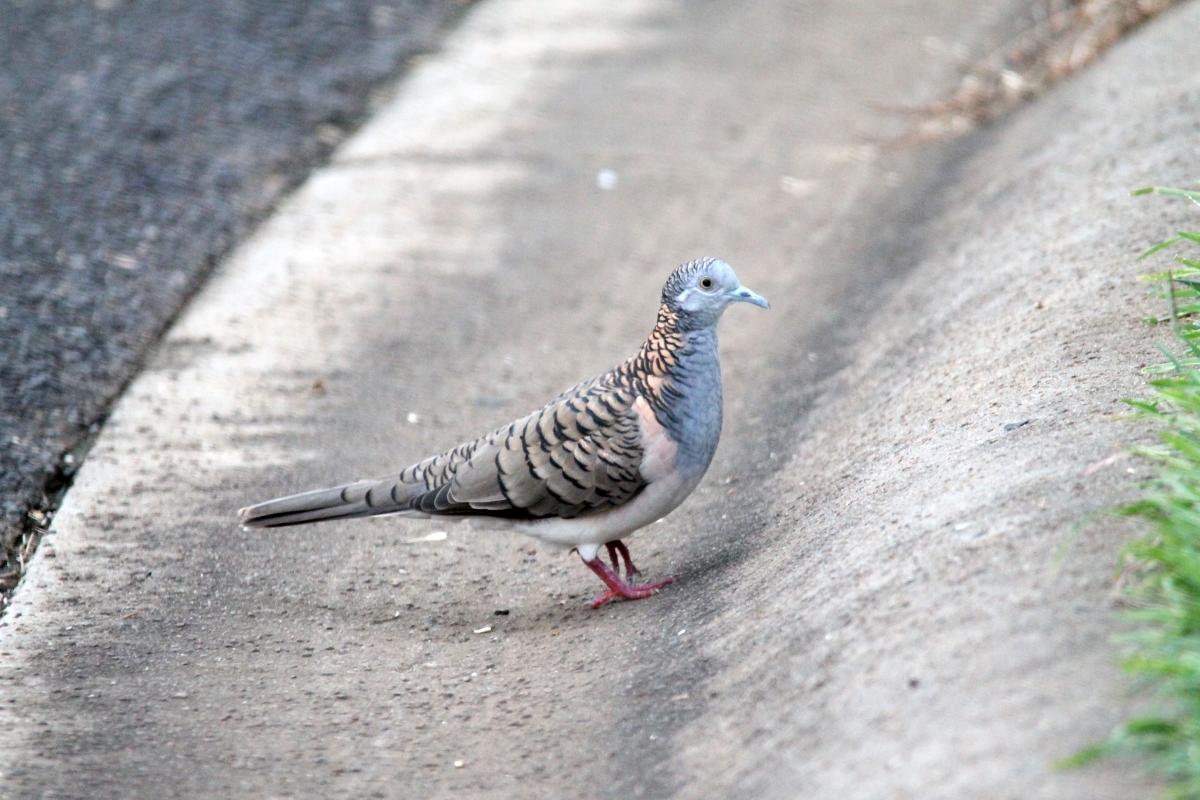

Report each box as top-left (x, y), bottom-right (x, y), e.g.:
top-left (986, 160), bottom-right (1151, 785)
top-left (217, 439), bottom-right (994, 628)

top-left (583, 545), bottom-right (673, 609)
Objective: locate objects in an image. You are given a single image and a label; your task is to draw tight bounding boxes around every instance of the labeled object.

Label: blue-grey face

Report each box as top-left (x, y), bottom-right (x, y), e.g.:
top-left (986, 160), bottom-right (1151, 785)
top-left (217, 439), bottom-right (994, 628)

top-left (665, 257), bottom-right (769, 328)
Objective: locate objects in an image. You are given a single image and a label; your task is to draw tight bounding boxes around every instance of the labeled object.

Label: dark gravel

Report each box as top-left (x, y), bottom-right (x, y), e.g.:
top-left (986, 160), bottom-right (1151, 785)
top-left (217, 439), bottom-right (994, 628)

top-left (0, 0), bottom-right (468, 606)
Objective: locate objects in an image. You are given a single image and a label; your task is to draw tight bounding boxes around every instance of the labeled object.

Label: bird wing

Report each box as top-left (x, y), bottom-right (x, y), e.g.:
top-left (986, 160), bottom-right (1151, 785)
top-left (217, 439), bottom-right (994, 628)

top-left (238, 371), bottom-right (650, 528)
top-left (404, 373), bottom-right (648, 519)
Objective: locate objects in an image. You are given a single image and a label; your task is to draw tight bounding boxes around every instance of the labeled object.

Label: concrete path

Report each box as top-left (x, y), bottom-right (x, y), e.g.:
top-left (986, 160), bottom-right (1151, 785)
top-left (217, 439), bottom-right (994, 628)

top-left (4, 0), bottom-right (1195, 797)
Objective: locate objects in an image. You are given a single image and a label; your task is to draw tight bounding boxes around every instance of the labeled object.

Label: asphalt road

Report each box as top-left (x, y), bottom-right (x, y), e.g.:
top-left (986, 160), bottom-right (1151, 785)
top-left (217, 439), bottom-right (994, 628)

top-left (0, 0), bottom-right (467, 597)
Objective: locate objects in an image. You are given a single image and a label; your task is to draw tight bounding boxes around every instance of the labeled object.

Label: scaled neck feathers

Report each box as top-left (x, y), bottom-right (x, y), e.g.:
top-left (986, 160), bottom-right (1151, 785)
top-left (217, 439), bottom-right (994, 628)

top-left (618, 304), bottom-right (720, 431)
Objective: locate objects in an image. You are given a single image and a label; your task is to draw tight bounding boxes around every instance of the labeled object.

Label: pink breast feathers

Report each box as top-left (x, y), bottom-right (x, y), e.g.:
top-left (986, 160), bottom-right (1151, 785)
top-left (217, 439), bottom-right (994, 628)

top-left (633, 395), bottom-right (678, 483)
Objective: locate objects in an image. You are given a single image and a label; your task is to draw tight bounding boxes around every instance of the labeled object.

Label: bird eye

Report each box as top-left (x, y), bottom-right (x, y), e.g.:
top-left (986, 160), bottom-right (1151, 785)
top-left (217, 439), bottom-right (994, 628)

top-left (699, 277), bottom-right (715, 290)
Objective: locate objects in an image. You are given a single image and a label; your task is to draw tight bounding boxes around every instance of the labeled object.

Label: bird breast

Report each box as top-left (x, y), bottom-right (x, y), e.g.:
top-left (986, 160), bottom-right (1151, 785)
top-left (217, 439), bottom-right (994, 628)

top-left (634, 395), bottom-right (679, 483)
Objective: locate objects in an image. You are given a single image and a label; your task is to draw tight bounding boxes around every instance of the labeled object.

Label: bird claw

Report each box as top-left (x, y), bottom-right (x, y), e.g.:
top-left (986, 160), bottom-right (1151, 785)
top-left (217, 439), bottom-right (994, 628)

top-left (589, 576), bottom-right (674, 609)
top-left (584, 547), bottom-right (674, 608)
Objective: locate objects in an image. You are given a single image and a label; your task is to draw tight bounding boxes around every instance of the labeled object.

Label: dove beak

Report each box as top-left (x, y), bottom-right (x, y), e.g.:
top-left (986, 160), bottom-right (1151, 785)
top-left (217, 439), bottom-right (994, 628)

top-left (732, 285), bottom-right (770, 309)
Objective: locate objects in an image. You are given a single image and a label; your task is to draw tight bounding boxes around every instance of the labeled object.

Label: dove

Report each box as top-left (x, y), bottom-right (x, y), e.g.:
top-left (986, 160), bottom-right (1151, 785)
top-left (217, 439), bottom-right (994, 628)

top-left (239, 257), bottom-right (768, 608)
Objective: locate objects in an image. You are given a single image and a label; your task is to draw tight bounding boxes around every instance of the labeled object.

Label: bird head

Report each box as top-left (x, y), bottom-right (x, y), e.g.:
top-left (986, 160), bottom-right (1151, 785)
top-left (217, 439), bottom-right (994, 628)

top-left (661, 257), bottom-right (769, 329)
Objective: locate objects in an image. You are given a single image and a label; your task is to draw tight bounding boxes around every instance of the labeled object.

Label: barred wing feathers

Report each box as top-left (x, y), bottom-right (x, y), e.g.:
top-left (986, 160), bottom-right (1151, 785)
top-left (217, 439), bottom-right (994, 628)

top-left (238, 372), bottom-right (648, 527)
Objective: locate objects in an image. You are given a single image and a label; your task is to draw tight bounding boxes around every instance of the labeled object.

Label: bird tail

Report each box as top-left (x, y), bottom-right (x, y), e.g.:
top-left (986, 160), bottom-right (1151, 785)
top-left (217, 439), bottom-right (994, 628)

top-left (238, 478), bottom-right (419, 528)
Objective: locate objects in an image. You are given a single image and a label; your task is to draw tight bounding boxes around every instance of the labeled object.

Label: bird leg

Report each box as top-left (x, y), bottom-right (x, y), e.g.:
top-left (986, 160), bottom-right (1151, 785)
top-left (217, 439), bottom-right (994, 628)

top-left (582, 550), bottom-right (673, 609)
top-left (605, 540), bottom-right (640, 581)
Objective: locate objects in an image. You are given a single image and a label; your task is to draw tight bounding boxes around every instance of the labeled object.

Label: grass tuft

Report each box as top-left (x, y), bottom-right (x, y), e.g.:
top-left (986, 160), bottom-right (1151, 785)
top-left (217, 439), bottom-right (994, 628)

top-left (1080, 183), bottom-right (1200, 797)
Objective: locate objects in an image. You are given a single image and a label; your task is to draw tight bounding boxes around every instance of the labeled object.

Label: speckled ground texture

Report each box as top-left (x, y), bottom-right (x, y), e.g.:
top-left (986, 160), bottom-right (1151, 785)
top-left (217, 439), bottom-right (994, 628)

top-left (2, 0), bottom-right (1198, 797)
top-left (0, 0), bottom-right (465, 583)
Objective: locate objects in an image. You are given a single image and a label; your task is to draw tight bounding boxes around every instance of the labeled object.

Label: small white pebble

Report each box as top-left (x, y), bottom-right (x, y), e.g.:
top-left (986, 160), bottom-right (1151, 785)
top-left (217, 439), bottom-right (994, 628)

top-left (404, 530), bottom-right (447, 544)
top-left (453, 759), bottom-right (465, 769)
top-left (1000, 69), bottom-right (1025, 92)
top-left (473, 625), bottom-right (493, 635)
top-left (677, 628), bottom-right (686, 636)
top-left (406, 411), bottom-right (420, 424)
top-left (779, 175), bottom-right (816, 198)
top-left (596, 168), bottom-right (618, 190)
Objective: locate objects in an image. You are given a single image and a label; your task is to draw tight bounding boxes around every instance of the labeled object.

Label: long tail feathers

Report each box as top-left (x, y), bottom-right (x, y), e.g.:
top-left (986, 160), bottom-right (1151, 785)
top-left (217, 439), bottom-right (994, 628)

top-left (238, 478), bottom-right (414, 528)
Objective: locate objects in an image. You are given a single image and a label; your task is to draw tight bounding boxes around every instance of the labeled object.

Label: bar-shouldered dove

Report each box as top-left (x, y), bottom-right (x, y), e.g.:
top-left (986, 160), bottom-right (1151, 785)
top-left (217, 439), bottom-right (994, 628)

top-left (239, 258), bottom-right (768, 608)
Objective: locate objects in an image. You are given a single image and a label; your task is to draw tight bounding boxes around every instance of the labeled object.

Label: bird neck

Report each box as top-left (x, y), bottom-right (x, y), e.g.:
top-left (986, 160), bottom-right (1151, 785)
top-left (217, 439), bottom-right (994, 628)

top-left (637, 304), bottom-right (687, 374)
top-left (634, 303), bottom-right (718, 374)
top-left (626, 304), bottom-right (722, 444)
